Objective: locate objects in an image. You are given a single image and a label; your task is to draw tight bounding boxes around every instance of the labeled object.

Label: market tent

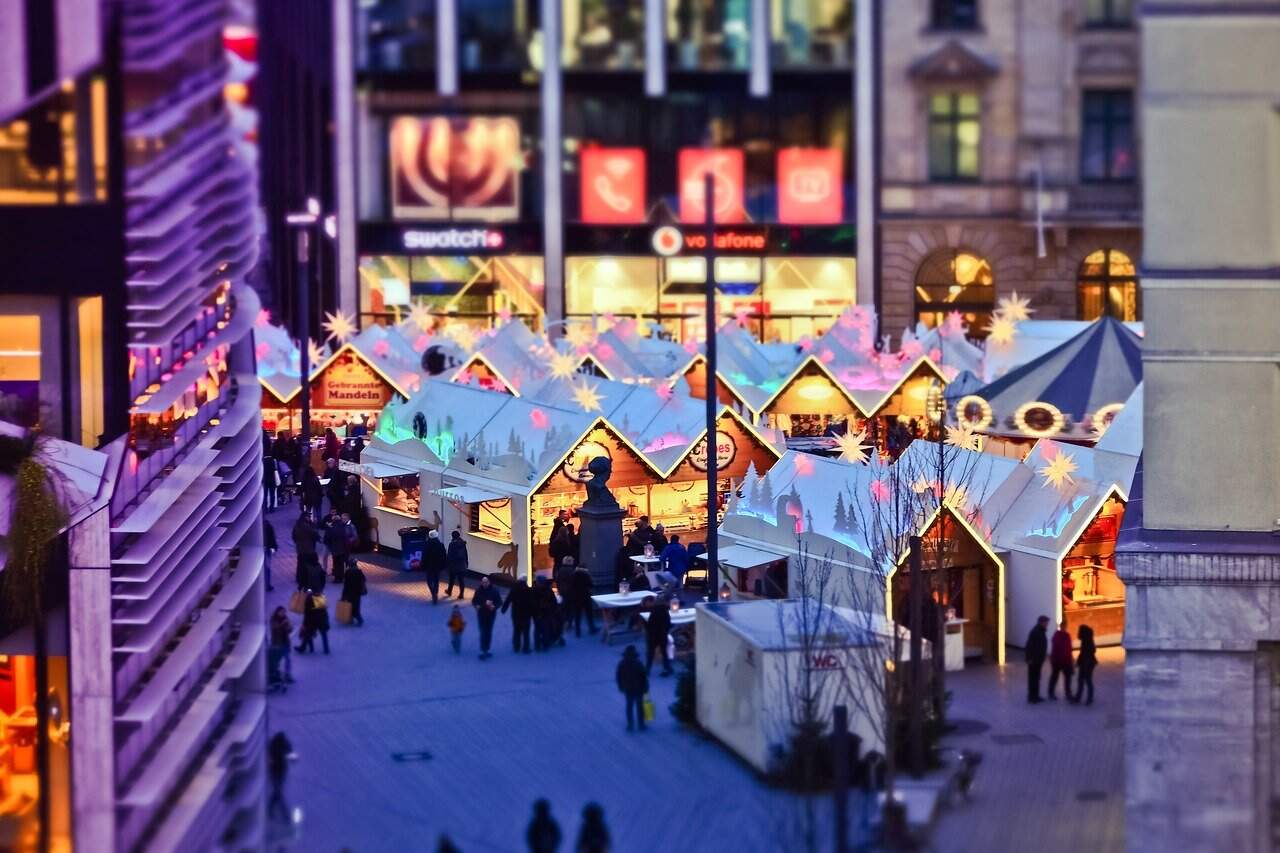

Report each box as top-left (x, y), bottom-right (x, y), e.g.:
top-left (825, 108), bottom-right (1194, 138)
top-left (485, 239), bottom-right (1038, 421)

top-left (962, 317), bottom-right (1143, 441)
top-left (981, 319), bottom-right (1144, 383)
top-left (451, 320), bottom-right (545, 394)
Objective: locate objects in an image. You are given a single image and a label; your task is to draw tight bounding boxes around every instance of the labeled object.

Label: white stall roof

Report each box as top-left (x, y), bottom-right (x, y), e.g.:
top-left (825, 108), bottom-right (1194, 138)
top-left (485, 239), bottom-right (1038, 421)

top-left (362, 462), bottom-right (417, 479)
top-left (694, 543), bottom-right (787, 569)
top-left (702, 599), bottom-right (890, 652)
top-left (433, 484), bottom-right (505, 503)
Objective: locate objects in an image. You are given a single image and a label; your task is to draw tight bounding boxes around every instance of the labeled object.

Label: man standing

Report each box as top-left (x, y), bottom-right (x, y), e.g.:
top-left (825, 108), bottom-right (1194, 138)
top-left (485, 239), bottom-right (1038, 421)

top-left (645, 596), bottom-right (673, 677)
top-left (291, 512), bottom-right (319, 564)
top-left (569, 560), bottom-right (597, 637)
top-left (472, 575), bottom-right (503, 659)
top-left (423, 529), bottom-right (447, 604)
top-left (615, 645), bottom-right (649, 731)
top-left (1047, 621), bottom-right (1074, 700)
top-left (501, 578), bottom-right (534, 653)
top-left (1025, 615), bottom-right (1050, 704)
top-left (263, 517), bottom-right (278, 592)
top-left (267, 731), bottom-right (295, 822)
top-left (341, 562), bottom-right (368, 626)
top-left (445, 530), bottom-right (469, 598)
top-left (325, 511), bottom-right (355, 583)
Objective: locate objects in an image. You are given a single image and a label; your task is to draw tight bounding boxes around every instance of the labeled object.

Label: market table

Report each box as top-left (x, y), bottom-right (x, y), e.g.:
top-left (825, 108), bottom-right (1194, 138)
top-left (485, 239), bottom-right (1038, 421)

top-left (591, 590), bottom-right (659, 644)
top-left (631, 554), bottom-right (663, 589)
top-left (640, 607), bottom-right (697, 654)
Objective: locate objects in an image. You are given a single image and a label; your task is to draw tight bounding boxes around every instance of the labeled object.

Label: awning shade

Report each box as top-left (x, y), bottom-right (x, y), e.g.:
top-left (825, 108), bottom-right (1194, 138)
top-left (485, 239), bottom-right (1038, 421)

top-left (695, 543), bottom-right (787, 570)
top-left (432, 484), bottom-right (504, 504)
top-left (362, 462), bottom-right (416, 480)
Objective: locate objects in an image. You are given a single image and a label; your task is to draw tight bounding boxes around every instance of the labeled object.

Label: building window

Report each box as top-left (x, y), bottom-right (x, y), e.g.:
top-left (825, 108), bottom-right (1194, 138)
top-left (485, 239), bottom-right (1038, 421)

top-left (1083, 0), bottom-right (1132, 28)
top-left (355, 0), bottom-right (436, 72)
top-left (773, 0), bottom-right (854, 67)
top-left (564, 0), bottom-right (644, 69)
top-left (1078, 249), bottom-right (1139, 321)
top-left (928, 93), bottom-right (981, 181)
top-left (914, 249), bottom-right (995, 335)
top-left (931, 0), bottom-right (979, 29)
top-left (668, 0), bottom-right (750, 70)
top-left (1081, 90), bottom-right (1135, 182)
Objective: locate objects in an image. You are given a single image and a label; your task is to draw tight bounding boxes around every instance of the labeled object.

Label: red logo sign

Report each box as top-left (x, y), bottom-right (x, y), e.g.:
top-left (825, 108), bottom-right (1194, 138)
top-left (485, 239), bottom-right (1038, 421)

top-left (390, 116), bottom-right (521, 221)
top-left (581, 147), bottom-right (646, 224)
top-left (678, 149), bottom-right (745, 224)
top-left (777, 147), bottom-right (844, 224)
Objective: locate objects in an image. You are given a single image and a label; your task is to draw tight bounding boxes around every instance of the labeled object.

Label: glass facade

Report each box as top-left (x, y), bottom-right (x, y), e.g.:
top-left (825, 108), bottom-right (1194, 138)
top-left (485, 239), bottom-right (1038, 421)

top-left (772, 0), bottom-right (853, 67)
top-left (459, 0), bottom-right (537, 72)
top-left (0, 78), bottom-right (107, 204)
top-left (356, 0), bottom-right (436, 72)
top-left (563, 0), bottom-right (645, 69)
top-left (1084, 0), bottom-right (1132, 28)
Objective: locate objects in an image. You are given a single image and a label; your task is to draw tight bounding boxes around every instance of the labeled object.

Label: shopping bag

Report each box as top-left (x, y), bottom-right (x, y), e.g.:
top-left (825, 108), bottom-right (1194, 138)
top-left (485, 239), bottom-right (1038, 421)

top-left (336, 600), bottom-right (353, 625)
top-left (642, 694), bottom-right (655, 723)
top-left (288, 590), bottom-right (306, 614)
top-left (666, 633), bottom-right (676, 661)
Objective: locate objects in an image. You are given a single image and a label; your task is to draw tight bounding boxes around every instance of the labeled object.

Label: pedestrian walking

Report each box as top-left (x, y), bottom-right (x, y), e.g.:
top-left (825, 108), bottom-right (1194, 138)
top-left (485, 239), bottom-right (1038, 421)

top-left (574, 802), bottom-right (611, 853)
top-left (291, 512), bottom-right (320, 565)
top-left (645, 597), bottom-right (673, 676)
top-left (447, 605), bottom-right (466, 653)
top-left (301, 467), bottom-right (323, 517)
top-left (526, 798), bottom-right (561, 853)
top-left (1048, 621), bottom-right (1074, 700)
top-left (263, 517), bottom-right (278, 592)
top-left (325, 511), bottom-right (356, 583)
top-left (423, 529), bottom-right (447, 604)
top-left (267, 731), bottom-right (295, 822)
top-left (341, 563), bottom-right (367, 626)
top-left (502, 578), bottom-right (534, 653)
top-left (1071, 624), bottom-right (1098, 705)
top-left (263, 453), bottom-right (279, 511)
top-left (568, 562), bottom-right (597, 637)
top-left (615, 645), bottom-right (649, 732)
top-left (472, 575), bottom-right (503, 659)
top-left (1025, 615), bottom-right (1049, 704)
top-left (268, 606), bottom-right (294, 688)
top-left (445, 530), bottom-right (469, 598)
top-left (298, 588), bottom-right (330, 654)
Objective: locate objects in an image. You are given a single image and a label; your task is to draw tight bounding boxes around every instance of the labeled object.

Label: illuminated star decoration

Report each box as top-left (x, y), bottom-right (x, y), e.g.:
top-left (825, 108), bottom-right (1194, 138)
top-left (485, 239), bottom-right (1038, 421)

top-left (549, 351), bottom-right (579, 379)
top-left (986, 314), bottom-right (1018, 346)
top-left (1038, 448), bottom-right (1079, 490)
top-left (445, 323), bottom-right (477, 352)
top-left (321, 310), bottom-right (357, 343)
top-left (654, 382), bottom-right (675, 402)
top-left (943, 482), bottom-right (972, 511)
top-left (833, 429), bottom-right (873, 465)
top-left (572, 380), bottom-right (604, 413)
top-left (408, 303), bottom-right (434, 331)
top-left (308, 339), bottom-right (328, 367)
top-left (945, 424), bottom-right (982, 452)
top-left (996, 291), bottom-right (1034, 323)
top-left (255, 308), bottom-right (271, 327)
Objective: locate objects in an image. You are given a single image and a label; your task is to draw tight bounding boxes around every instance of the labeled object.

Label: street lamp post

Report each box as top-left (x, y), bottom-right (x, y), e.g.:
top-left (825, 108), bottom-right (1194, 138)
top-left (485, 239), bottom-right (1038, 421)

top-left (703, 174), bottom-right (718, 601)
top-left (286, 198), bottom-right (321, 465)
top-left (927, 381), bottom-right (948, 721)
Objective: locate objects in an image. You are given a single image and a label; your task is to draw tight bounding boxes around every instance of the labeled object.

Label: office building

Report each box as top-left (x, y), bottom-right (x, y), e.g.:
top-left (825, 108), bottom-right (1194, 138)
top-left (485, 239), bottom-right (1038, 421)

top-left (0, 1), bottom-right (267, 849)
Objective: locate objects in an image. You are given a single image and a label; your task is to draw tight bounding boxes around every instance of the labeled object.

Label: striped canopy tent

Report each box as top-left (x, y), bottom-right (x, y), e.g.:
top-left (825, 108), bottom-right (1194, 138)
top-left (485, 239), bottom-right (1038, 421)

top-left (957, 317), bottom-right (1142, 441)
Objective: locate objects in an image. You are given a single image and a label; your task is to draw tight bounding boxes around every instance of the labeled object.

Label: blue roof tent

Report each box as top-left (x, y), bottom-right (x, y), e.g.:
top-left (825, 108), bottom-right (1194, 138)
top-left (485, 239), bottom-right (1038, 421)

top-left (970, 317), bottom-right (1143, 439)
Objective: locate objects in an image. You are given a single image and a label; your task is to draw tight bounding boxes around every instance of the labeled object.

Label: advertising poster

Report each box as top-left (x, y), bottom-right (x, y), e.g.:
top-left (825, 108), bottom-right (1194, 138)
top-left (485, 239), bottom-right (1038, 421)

top-left (580, 147), bottom-right (647, 224)
top-left (678, 148), bottom-right (745, 224)
top-left (390, 115), bottom-right (521, 221)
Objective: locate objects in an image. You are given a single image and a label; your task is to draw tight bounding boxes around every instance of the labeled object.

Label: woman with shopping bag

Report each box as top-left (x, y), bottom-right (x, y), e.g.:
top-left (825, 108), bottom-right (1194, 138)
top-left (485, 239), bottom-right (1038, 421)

top-left (297, 589), bottom-right (330, 654)
top-left (339, 564), bottom-right (367, 626)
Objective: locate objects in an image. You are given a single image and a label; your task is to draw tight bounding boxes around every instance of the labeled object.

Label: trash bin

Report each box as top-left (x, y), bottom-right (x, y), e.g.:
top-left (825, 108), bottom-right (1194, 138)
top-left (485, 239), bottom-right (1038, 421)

top-left (398, 526), bottom-right (428, 572)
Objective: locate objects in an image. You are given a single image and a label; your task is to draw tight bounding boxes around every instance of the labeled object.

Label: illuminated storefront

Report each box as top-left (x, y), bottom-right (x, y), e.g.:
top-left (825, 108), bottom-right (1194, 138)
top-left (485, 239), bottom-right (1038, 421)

top-left (260, 343), bottom-right (407, 434)
top-left (0, 655), bottom-right (72, 851)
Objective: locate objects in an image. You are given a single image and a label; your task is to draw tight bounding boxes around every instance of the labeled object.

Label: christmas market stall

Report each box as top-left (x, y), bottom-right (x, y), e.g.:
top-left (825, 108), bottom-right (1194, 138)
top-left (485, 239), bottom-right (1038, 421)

top-left (447, 318), bottom-right (545, 394)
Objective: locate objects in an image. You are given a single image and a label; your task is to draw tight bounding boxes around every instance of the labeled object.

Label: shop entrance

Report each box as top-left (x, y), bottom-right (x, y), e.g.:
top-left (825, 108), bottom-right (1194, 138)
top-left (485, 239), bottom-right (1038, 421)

top-left (1061, 493), bottom-right (1126, 644)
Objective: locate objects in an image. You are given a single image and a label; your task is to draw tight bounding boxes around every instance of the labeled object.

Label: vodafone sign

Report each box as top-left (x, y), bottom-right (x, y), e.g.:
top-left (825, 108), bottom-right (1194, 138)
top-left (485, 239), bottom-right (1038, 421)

top-left (651, 227), bottom-right (768, 256)
top-left (651, 226), bottom-right (683, 256)
top-left (778, 147), bottom-right (844, 225)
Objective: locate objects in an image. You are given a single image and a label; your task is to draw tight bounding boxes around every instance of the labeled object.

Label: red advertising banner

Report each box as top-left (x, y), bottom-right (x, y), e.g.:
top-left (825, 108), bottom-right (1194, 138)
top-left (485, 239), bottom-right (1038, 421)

top-left (389, 115), bottom-right (521, 221)
top-left (678, 148), bottom-right (745, 224)
top-left (580, 147), bottom-right (647, 224)
top-left (777, 147), bottom-right (844, 224)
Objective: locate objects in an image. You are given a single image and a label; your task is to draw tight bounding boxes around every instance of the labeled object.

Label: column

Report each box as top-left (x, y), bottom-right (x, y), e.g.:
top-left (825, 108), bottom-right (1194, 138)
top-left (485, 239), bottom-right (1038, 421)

top-left (541, 0), bottom-right (565, 330)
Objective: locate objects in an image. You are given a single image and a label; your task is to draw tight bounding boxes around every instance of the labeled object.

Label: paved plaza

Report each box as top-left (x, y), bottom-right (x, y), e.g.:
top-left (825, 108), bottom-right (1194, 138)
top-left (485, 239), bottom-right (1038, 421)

top-left (264, 510), bottom-right (1123, 852)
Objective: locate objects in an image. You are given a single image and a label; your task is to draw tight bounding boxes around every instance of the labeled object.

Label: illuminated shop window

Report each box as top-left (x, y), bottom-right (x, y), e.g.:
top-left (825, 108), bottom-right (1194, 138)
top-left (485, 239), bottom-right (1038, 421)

top-left (0, 77), bottom-right (107, 204)
top-left (566, 256), bottom-right (659, 317)
top-left (667, 0), bottom-right (750, 70)
top-left (563, 0), bottom-right (644, 69)
top-left (356, 0), bottom-right (436, 72)
top-left (772, 0), bottom-right (853, 67)
top-left (0, 655), bottom-right (72, 851)
top-left (914, 250), bottom-right (994, 335)
top-left (1078, 249), bottom-right (1139, 321)
top-left (359, 254), bottom-right (545, 330)
top-left (928, 92), bottom-right (981, 181)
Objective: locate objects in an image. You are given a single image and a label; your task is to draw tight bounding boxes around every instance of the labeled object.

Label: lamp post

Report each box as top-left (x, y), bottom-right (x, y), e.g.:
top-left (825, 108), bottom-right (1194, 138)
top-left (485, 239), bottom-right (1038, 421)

top-left (702, 173), bottom-right (719, 601)
top-left (926, 380), bottom-right (948, 720)
top-left (286, 198), bottom-right (322, 462)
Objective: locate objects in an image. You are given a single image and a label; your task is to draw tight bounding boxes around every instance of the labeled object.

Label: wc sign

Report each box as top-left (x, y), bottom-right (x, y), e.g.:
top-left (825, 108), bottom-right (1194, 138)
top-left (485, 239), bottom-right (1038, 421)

top-left (807, 652), bottom-right (844, 672)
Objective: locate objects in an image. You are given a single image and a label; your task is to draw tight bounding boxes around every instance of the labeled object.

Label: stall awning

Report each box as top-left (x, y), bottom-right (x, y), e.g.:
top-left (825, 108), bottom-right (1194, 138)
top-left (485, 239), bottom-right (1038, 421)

top-left (432, 484), bottom-right (505, 504)
top-left (359, 462), bottom-right (416, 480)
top-left (695, 543), bottom-right (787, 569)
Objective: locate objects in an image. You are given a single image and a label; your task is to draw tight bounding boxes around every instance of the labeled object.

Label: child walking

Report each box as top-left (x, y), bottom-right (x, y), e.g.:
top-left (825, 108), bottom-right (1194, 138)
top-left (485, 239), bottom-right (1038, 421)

top-left (447, 605), bottom-right (466, 654)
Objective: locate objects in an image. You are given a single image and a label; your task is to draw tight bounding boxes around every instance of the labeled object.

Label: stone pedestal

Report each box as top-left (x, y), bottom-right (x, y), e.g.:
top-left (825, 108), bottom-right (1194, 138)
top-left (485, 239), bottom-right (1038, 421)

top-left (577, 503), bottom-right (626, 591)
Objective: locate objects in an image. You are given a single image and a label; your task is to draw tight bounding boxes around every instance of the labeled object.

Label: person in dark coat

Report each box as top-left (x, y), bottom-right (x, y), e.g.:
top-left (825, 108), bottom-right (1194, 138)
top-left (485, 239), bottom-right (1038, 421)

top-left (549, 514), bottom-right (571, 570)
top-left (422, 529), bottom-right (447, 603)
top-left (532, 577), bottom-right (559, 652)
top-left (299, 589), bottom-right (330, 654)
top-left (472, 575), bottom-right (503, 659)
top-left (627, 562), bottom-right (651, 592)
top-left (301, 468), bottom-right (324, 517)
top-left (650, 523), bottom-right (668, 551)
top-left (267, 731), bottom-right (294, 822)
top-left (574, 803), bottom-right (611, 853)
top-left (263, 518), bottom-right (278, 592)
top-left (615, 645), bottom-right (649, 731)
top-left (263, 453), bottom-right (279, 511)
top-left (1025, 615), bottom-right (1050, 703)
top-left (323, 458), bottom-right (344, 513)
top-left (645, 596), bottom-right (673, 676)
top-left (626, 516), bottom-right (654, 557)
top-left (502, 578), bottom-right (534, 653)
top-left (341, 564), bottom-right (368, 626)
top-left (324, 511), bottom-right (355, 583)
top-left (292, 513), bottom-right (319, 563)
top-left (568, 562), bottom-right (597, 637)
top-left (1047, 621), bottom-right (1074, 700)
top-left (526, 798), bottom-right (561, 853)
top-left (1071, 624), bottom-right (1098, 705)
top-left (445, 530), bottom-right (469, 598)
top-left (303, 558), bottom-right (326, 595)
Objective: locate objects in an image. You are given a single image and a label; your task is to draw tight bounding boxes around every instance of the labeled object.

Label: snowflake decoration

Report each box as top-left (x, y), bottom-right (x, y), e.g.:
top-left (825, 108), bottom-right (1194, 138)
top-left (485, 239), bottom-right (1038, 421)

top-left (255, 308), bottom-right (271, 327)
top-left (572, 380), bottom-right (604, 413)
top-left (308, 339), bottom-right (328, 367)
top-left (1038, 448), bottom-right (1079, 490)
top-left (565, 322), bottom-right (597, 352)
top-left (372, 339), bottom-right (391, 358)
top-left (833, 429), bottom-right (872, 465)
top-left (549, 352), bottom-right (579, 379)
top-left (996, 291), bottom-right (1034, 323)
top-left (408, 303), bottom-right (434, 331)
top-left (945, 424), bottom-right (982, 452)
top-left (869, 479), bottom-right (891, 503)
top-left (322, 310), bottom-right (357, 343)
top-left (986, 315), bottom-right (1018, 346)
top-left (819, 348), bottom-right (835, 364)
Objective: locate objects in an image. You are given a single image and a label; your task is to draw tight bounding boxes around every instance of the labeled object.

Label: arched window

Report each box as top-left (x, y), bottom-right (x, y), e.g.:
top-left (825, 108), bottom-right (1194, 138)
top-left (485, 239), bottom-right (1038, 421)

top-left (914, 249), bottom-right (995, 336)
top-left (1078, 249), bottom-right (1139, 321)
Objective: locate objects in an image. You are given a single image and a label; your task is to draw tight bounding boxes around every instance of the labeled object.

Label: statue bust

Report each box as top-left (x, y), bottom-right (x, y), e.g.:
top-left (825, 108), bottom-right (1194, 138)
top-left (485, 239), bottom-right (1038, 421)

top-left (584, 456), bottom-right (619, 509)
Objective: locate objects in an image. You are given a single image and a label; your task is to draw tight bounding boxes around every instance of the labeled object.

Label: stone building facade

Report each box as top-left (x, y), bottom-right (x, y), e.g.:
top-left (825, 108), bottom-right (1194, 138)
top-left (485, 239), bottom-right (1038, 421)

top-left (1118, 3), bottom-right (1280, 851)
top-left (875, 0), bottom-right (1142, 339)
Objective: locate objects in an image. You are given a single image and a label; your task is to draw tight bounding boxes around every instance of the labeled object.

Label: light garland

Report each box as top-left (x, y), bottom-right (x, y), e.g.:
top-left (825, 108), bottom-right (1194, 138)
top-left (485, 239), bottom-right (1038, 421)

top-left (1089, 402), bottom-right (1126, 439)
top-left (956, 395), bottom-right (994, 430)
top-left (1014, 401), bottom-right (1066, 438)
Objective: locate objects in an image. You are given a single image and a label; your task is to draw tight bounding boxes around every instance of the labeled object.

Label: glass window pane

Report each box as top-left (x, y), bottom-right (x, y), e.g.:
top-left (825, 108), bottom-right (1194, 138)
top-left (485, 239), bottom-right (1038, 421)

top-left (459, 0), bottom-right (533, 71)
top-left (957, 93), bottom-right (980, 116)
top-left (929, 93), bottom-right (952, 116)
top-left (956, 120), bottom-right (980, 177)
top-left (669, 0), bottom-right (751, 70)
top-left (564, 0), bottom-right (645, 69)
top-left (1079, 283), bottom-right (1104, 320)
top-left (357, 0), bottom-right (436, 72)
top-left (928, 123), bottom-right (954, 178)
top-left (1108, 250), bottom-right (1136, 277)
top-left (773, 0), bottom-right (853, 68)
top-left (1110, 124), bottom-right (1136, 178)
top-left (566, 257), bottom-right (658, 315)
top-left (1081, 124), bottom-right (1107, 180)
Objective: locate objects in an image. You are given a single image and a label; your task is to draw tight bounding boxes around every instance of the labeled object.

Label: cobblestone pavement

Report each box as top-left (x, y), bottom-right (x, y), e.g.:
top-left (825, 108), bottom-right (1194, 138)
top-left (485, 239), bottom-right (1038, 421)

top-left (262, 507), bottom-right (1124, 852)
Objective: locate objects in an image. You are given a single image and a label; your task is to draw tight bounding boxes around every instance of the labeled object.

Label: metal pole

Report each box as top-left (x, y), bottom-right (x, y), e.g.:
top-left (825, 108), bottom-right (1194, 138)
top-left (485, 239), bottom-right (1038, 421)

top-left (704, 173), bottom-right (718, 600)
top-left (833, 704), bottom-right (850, 853)
top-left (935, 413), bottom-right (947, 720)
top-left (297, 228), bottom-right (312, 467)
top-left (908, 533), bottom-right (925, 777)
